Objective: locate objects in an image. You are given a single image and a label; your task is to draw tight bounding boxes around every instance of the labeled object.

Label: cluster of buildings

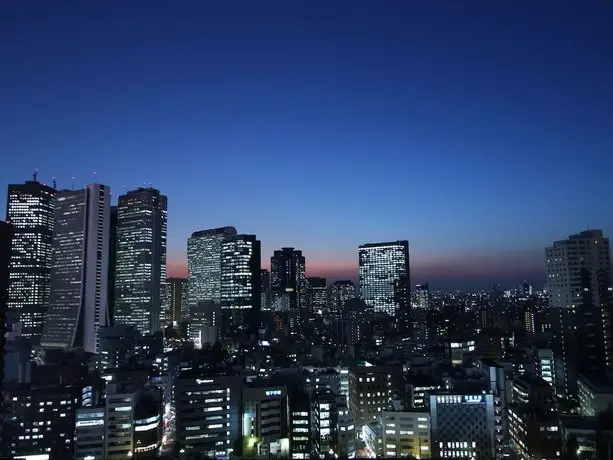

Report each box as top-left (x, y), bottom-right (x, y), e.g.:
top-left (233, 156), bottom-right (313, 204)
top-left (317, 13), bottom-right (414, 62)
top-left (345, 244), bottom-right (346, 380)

top-left (1, 173), bottom-right (613, 460)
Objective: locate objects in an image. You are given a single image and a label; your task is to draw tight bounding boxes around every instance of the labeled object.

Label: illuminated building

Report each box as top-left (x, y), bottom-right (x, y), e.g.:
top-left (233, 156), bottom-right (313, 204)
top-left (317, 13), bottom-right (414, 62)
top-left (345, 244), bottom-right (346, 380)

top-left (414, 283), bottom-right (430, 309)
top-left (443, 337), bottom-right (476, 365)
top-left (114, 187), bottom-right (167, 335)
top-left (6, 178), bottom-right (55, 343)
top-left (546, 230), bottom-right (613, 397)
top-left (187, 226), bottom-right (237, 343)
top-left (242, 383), bottom-right (290, 458)
top-left (289, 389), bottom-right (311, 459)
top-left (328, 280), bottom-right (356, 320)
top-left (220, 234), bottom-right (262, 337)
top-left (358, 241), bottom-right (410, 317)
top-left (41, 184), bottom-right (110, 354)
top-left (0, 220), bottom-right (13, 416)
top-left (429, 393), bottom-right (496, 459)
top-left (307, 276), bottom-right (327, 317)
top-left (175, 369), bottom-right (242, 458)
top-left (74, 407), bottom-right (105, 460)
top-left (380, 410), bottom-right (431, 458)
top-left (107, 206), bottom-right (118, 324)
top-left (2, 382), bottom-right (81, 459)
top-left (261, 269), bottom-right (271, 311)
top-left (166, 277), bottom-right (187, 325)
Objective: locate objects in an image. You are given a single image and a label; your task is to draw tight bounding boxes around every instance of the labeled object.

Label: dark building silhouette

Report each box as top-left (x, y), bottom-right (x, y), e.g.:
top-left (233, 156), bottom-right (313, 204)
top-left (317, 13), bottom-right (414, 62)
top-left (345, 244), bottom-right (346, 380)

top-left (108, 205), bottom-right (118, 325)
top-left (270, 247), bottom-right (306, 330)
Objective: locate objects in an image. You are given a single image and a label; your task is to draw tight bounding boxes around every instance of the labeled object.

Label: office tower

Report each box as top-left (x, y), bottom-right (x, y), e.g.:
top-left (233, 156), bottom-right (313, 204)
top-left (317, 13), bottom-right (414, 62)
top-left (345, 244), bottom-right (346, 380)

top-left (359, 240), bottom-right (411, 316)
top-left (0, 220), bottom-right (13, 432)
top-left (328, 280), bottom-right (356, 320)
top-left (5, 178), bottom-right (55, 342)
top-left (307, 276), bottom-right (327, 316)
top-left (289, 389), bottom-right (311, 458)
top-left (98, 325), bottom-right (139, 370)
top-left (187, 226), bottom-right (237, 340)
top-left (414, 283), bottom-right (430, 309)
top-left (220, 234), bottom-right (262, 336)
top-left (261, 269), bottom-right (271, 311)
top-left (242, 383), bottom-right (290, 457)
top-left (107, 206), bottom-right (118, 325)
top-left (114, 188), bottom-right (167, 335)
top-left (380, 410), bottom-right (430, 458)
top-left (175, 369), bottom-right (242, 458)
top-left (270, 247), bottom-right (306, 315)
top-left (430, 393), bottom-right (496, 459)
top-left (167, 277), bottom-right (187, 324)
top-left (545, 230), bottom-right (613, 397)
top-left (41, 184), bottom-right (110, 354)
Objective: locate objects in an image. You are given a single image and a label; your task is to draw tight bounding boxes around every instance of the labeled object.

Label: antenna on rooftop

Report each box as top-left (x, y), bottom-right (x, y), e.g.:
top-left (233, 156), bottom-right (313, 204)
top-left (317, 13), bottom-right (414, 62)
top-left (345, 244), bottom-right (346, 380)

top-left (71, 177), bottom-right (75, 190)
top-left (93, 170), bottom-right (97, 183)
top-left (52, 177), bottom-right (57, 189)
top-left (33, 169), bottom-right (38, 182)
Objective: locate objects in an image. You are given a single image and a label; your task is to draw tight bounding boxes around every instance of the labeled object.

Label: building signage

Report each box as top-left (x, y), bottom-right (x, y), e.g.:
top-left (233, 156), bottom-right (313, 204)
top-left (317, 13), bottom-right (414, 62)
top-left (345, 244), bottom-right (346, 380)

top-left (463, 395), bottom-right (483, 403)
top-left (265, 389), bottom-right (282, 396)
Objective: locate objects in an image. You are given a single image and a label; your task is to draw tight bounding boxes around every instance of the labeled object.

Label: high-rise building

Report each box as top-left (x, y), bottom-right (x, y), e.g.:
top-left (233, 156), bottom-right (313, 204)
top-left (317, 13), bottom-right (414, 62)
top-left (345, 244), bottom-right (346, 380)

top-left (359, 241), bottom-right (410, 317)
top-left (328, 280), bottom-right (356, 321)
top-left (0, 220), bottom-right (13, 427)
top-left (261, 269), bottom-right (271, 311)
top-left (220, 234), bottom-right (262, 336)
top-left (107, 206), bottom-right (118, 325)
top-left (187, 226), bottom-right (237, 340)
top-left (545, 230), bottom-right (613, 397)
top-left (166, 277), bottom-right (187, 325)
top-left (114, 188), bottom-right (167, 335)
top-left (5, 178), bottom-right (55, 342)
top-left (41, 184), bottom-right (110, 354)
top-left (414, 283), bottom-right (430, 309)
top-left (307, 276), bottom-right (327, 317)
top-left (270, 247), bottom-right (306, 315)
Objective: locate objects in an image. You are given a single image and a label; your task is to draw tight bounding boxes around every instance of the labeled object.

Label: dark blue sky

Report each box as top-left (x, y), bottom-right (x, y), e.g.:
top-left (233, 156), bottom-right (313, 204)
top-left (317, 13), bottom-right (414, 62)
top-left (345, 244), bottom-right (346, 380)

top-left (2, 1), bottom-right (612, 289)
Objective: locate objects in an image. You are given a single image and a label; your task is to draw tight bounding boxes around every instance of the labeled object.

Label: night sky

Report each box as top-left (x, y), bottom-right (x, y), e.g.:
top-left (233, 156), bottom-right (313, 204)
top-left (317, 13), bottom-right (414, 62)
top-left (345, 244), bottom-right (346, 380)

top-left (2, 1), bottom-right (613, 290)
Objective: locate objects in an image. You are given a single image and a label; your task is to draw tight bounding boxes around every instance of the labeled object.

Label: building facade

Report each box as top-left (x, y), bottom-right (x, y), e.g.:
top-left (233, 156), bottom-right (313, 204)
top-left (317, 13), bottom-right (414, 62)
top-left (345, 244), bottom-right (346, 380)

top-left (358, 241), bottom-right (410, 317)
top-left (166, 277), bottom-right (187, 325)
top-left (41, 184), bottom-right (110, 354)
top-left (270, 247), bottom-right (306, 325)
top-left (114, 187), bottom-right (167, 335)
top-left (5, 178), bottom-right (55, 342)
top-left (328, 280), bottom-right (356, 321)
top-left (220, 234), bottom-right (262, 337)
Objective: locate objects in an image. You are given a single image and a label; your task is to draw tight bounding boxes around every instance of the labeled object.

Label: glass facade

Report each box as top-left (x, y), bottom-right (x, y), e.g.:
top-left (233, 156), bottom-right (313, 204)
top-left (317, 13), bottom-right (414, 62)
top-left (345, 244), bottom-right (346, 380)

top-left (328, 280), bottom-right (356, 320)
top-left (41, 184), bottom-right (110, 353)
top-left (6, 180), bottom-right (55, 343)
top-left (114, 188), bottom-right (167, 335)
top-left (220, 234), bottom-right (261, 335)
top-left (358, 241), bottom-right (410, 316)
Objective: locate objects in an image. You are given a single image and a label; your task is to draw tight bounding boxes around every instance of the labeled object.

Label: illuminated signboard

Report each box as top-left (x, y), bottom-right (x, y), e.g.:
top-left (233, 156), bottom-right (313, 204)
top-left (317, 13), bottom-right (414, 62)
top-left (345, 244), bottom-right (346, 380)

top-left (196, 379), bottom-right (214, 384)
top-left (463, 395), bottom-right (483, 404)
top-left (265, 389), bottom-right (282, 396)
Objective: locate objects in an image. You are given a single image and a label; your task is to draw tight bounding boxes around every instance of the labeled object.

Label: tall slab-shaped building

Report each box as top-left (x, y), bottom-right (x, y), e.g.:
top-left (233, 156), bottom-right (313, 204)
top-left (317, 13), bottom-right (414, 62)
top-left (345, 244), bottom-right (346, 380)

top-left (41, 184), bottom-right (110, 354)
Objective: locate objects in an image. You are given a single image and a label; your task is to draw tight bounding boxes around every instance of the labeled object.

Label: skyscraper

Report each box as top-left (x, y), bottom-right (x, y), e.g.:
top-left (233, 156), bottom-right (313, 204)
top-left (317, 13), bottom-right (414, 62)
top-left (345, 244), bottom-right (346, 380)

top-left (114, 188), bottom-right (167, 335)
top-left (220, 234), bottom-right (262, 336)
top-left (5, 178), bottom-right (55, 343)
top-left (187, 226), bottom-right (237, 339)
top-left (261, 269), bottom-right (271, 311)
top-left (307, 276), bottom-right (327, 317)
top-left (270, 247), bottom-right (306, 315)
top-left (328, 280), bottom-right (356, 320)
top-left (546, 229), bottom-right (613, 397)
top-left (41, 184), bottom-right (111, 354)
top-left (167, 277), bottom-right (187, 325)
top-left (359, 241), bottom-right (410, 317)
top-left (107, 206), bottom-right (118, 325)
top-left (414, 283), bottom-right (430, 309)
top-left (0, 220), bottom-right (13, 420)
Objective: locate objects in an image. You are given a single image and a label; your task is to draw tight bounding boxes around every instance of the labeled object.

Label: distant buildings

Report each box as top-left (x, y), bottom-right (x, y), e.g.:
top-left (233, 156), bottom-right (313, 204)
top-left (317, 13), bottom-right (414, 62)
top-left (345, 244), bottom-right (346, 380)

top-left (5, 178), bottom-right (55, 343)
top-left (261, 269), bottom-right (271, 311)
top-left (114, 187), bottom-right (168, 335)
top-left (0, 220), bottom-right (13, 414)
top-left (220, 234), bottom-right (262, 336)
top-left (166, 277), bottom-right (187, 324)
top-left (41, 184), bottom-right (111, 354)
top-left (270, 247), bottom-right (307, 321)
top-left (358, 241), bottom-right (410, 317)
top-left (187, 226), bottom-right (237, 341)
top-left (545, 229), bottom-right (613, 396)
top-left (307, 276), bottom-right (327, 317)
top-left (328, 280), bottom-right (356, 320)
top-left (414, 283), bottom-right (430, 309)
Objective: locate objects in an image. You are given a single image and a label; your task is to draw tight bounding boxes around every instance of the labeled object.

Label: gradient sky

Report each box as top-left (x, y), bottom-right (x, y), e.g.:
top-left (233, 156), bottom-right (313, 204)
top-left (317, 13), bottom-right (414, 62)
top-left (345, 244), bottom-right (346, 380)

top-left (2, 1), bottom-right (613, 290)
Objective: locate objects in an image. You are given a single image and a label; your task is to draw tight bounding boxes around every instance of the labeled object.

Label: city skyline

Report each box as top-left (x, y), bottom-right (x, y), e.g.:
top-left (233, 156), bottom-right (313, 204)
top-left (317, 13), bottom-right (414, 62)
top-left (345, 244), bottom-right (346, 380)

top-left (2, 2), bottom-right (613, 290)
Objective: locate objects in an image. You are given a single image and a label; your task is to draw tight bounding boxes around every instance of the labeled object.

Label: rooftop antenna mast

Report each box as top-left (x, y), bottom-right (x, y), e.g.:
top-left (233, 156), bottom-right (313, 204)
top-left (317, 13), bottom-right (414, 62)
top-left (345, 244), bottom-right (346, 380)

top-left (52, 177), bottom-right (57, 189)
top-left (33, 169), bottom-right (38, 182)
top-left (93, 170), bottom-right (97, 183)
top-left (71, 177), bottom-right (75, 190)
